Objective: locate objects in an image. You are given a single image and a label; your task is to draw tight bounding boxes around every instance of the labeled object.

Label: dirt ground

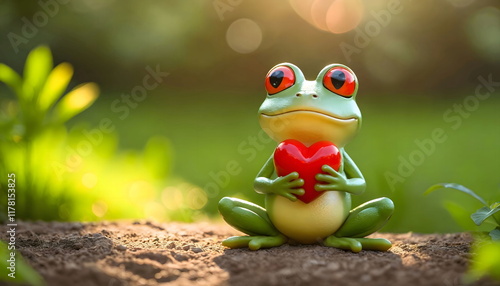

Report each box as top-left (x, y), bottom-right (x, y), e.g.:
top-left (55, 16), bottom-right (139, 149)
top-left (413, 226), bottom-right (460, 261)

top-left (0, 221), bottom-right (499, 286)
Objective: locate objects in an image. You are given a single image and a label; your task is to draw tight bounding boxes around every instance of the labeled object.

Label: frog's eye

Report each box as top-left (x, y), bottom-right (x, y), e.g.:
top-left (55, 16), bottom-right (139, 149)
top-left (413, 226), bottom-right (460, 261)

top-left (265, 66), bottom-right (295, 95)
top-left (323, 67), bottom-right (356, 97)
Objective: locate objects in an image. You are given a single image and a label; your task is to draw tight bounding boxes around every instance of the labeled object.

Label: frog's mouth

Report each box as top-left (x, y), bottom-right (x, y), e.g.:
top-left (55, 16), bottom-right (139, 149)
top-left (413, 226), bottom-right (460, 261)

top-left (259, 110), bottom-right (359, 147)
top-left (260, 110), bottom-right (358, 123)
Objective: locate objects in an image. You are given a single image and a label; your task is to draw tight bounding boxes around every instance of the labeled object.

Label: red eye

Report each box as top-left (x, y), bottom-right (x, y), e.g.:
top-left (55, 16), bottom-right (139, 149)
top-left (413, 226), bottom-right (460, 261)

top-left (323, 67), bottom-right (356, 97)
top-left (265, 66), bottom-right (295, 95)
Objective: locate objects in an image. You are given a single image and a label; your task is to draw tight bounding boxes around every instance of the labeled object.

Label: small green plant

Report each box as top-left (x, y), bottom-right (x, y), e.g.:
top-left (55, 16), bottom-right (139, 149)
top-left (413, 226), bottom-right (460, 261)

top-left (426, 183), bottom-right (500, 240)
top-left (0, 45), bottom-right (98, 220)
top-left (0, 45), bottom-right (207, 222)
top-left (426, 183), bottom-right (500, 282)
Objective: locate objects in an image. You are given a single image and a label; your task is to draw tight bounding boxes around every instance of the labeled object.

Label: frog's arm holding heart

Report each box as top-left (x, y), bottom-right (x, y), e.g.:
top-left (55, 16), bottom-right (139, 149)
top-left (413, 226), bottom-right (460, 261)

top-left (315, 150), bottom-right (366, 195)
top-left (254, 149), bottom-right (363, 200)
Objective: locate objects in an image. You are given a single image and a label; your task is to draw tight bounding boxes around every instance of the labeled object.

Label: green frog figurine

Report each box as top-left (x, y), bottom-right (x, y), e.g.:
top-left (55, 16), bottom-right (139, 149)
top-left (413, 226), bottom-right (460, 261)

top-left (218, 63), bottom-right (394, 252)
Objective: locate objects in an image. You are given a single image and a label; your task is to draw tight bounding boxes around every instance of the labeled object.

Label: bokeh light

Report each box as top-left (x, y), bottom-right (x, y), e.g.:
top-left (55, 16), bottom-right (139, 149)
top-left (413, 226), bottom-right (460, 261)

top-left (128, 180), bottom-right (156, 203)
top-left (91, 200), bottom-right (108, 217)
top-left (161, 186), bottom-right (184, 210)
top-left (465, 6), bottom-right (500, 61)
top-left (325, 0), bottom-right (364, 34)
top-left (226, 18), bottom-right (263, 54)
top-left (289, 0), bottom-right (364, 34)
top-left (186, 187), bottom-right (208, 210)
top-left (144, 201), bottom-right (165, 221)
top-left (82, 172), bottom-right (98, 189)
top-left (160, 183), bottom-right (208, 213)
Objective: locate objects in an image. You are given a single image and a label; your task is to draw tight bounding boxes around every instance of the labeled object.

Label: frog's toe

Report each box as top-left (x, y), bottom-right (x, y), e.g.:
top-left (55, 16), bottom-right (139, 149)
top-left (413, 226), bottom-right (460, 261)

top-left (324, 236), bottom-right (392, 252)
top-left (222, 235), bottom-right (287, 250)
top-left (222, 236), bottom-right (253, 249)
top-left (248, 235), bottom-right (287, 250)
top-left (324, 236), bottom-right (362, 253)
top-left (355, 238), bottom-right (392, 251)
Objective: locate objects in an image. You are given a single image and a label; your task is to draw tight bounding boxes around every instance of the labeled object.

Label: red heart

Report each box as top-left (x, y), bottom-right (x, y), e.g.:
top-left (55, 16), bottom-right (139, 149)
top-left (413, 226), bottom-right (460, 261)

top-left (273, 139), bottom-right (342, 204)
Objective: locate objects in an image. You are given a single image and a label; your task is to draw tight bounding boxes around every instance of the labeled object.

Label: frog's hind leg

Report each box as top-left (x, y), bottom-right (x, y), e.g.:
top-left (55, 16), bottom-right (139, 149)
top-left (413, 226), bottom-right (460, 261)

top-left (218, 197), bottom-right (286, 250)
top-left (324, 197), bottom-right (394, 252)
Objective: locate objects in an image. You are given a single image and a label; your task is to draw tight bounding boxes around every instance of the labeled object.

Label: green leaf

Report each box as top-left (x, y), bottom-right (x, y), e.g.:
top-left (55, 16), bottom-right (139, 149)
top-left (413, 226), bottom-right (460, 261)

top-left (490, 228), bottom-right (500, 241)
top-left (471, 206), bottom-right (500, 226)
top-left (51, 83), bottom-right (99, 123)
top-left (467, 240), bottom-right (500, 281)
top-left (0, 241), bottom-right (45, 286)
top-left (492, 203), bottom-right (500, 225)
top-left (492, 202), bottom-right (500, 209)
top-left (0, 63), bottom-right (23, 96)
top-left (37, 62), bottom-right (74, 111)
top-left (425, 183), bottom-right (488, 207)
top-left (23, 45), bottom-right (53, 101)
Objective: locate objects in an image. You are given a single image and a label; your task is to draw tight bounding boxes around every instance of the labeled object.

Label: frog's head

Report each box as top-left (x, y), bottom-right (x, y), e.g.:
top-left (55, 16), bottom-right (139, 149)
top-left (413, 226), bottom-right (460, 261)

top-left (258, 63), bottom-right (361, 148)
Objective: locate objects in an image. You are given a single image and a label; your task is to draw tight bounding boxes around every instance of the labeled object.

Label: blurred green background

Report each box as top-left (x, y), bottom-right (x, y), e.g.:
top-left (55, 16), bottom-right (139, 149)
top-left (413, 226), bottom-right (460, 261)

top-left (0, 0), bottom-right (499, 233)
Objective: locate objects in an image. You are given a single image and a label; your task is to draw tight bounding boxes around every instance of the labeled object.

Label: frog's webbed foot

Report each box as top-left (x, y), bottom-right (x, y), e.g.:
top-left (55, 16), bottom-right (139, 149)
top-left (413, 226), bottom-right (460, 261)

top-left (218, 197), bottom-right (287, 250)
top-left (222, 235), bottom-right (287, 250)
top-left (324, 197), bottom-right (394, 252)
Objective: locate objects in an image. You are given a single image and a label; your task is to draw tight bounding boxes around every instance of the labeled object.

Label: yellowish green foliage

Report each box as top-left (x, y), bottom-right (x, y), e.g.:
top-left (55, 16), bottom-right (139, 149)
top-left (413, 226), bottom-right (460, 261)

top-left (0, 46), bottom-right (206, 222)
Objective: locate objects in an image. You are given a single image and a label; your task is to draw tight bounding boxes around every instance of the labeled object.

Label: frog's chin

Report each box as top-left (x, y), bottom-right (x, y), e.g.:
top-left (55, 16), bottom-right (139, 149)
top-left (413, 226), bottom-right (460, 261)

top-left (259, 110), bottom-right (359, 147)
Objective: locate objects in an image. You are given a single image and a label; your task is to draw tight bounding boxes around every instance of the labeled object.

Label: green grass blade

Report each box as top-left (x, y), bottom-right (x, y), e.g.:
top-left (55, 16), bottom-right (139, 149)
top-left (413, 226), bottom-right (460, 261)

top-left (0, 63), bottom-right (23, 96)
top-left (425, 183), bottom-right (489, 207)
top-left (23, 45), bottom-right (53, 101)
top-left (37, 62), bottom-right (73, 111)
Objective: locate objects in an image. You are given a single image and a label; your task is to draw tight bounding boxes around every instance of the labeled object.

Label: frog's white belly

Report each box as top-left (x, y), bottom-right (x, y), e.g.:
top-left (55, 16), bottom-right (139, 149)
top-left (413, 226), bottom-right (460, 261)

top-left (268, 191), bottom-right (347, 244)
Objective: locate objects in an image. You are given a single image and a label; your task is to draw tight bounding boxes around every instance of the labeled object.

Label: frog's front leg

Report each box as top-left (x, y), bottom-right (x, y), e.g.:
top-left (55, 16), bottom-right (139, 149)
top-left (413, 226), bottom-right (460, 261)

top-left (218, 197), bottom-right (287, 250)
top-left (324, 197), bottom-right (394, 252)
